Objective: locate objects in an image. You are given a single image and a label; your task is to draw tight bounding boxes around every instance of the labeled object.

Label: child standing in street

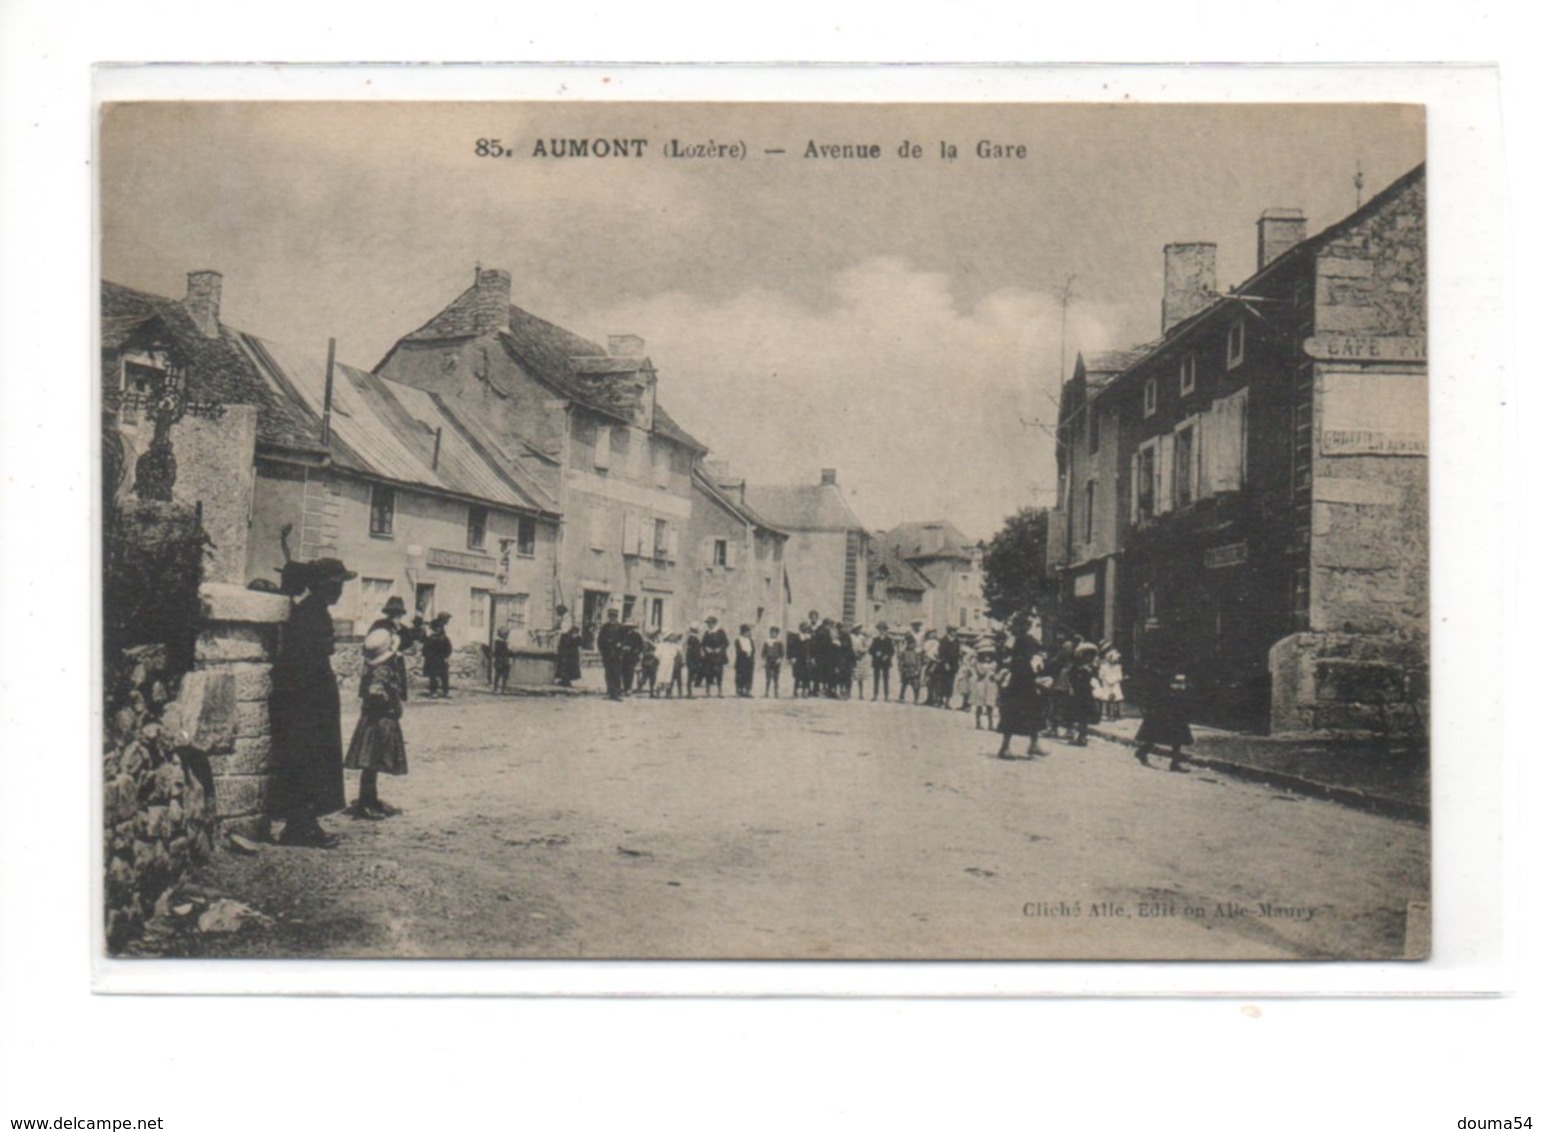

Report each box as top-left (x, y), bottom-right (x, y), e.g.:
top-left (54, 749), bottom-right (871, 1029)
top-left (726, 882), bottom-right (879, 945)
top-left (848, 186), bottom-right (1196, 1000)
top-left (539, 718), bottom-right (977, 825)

top-left (762, 626), bottom-right (784, 698)
top-left (422, 612), bottom-right (453, 698)
top-left (491, 627), bottom-right (512, 693)
top-left (973, 650), bottom-right (999, 731)
top-left (897, 636), bottom-right (923, 704)
top-left (1068, 642), bottom-right (1100, 746)
top-left (1097, 647), bottom-right (1125, 721)
top-left (638, 632), bottom-right (660, 698)
top-left (654, 632), bottom-right (683, 698)
top-left (345, 627), bottom-right (409, 818)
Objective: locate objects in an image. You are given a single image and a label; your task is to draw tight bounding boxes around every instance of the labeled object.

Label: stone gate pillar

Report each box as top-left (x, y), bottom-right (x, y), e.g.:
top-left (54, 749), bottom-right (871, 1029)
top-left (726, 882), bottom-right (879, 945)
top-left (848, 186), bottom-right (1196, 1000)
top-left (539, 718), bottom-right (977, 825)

top-left (164, 582), bottom-right (290, 839)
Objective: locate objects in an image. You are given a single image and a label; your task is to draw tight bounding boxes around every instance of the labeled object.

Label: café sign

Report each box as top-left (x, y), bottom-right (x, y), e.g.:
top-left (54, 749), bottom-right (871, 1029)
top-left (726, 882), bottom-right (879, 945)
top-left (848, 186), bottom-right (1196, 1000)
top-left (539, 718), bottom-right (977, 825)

top-left (1303, 335), bottom-right (1425, 363)
top-left (426, 547), bottom-right (498, 575)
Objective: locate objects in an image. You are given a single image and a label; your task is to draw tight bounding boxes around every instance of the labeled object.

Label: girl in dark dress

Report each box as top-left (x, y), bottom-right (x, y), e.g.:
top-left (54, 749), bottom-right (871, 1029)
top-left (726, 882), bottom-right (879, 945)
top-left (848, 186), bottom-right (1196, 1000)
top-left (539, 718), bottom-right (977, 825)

top-left (270, 558), bottom-right (354, 848)
top-left (345, 627), bottom-right (409, 817)
top-left (1134, 672), bottom-right (1195, 772)
top-left (995, 621), bottom-right (1047, 759)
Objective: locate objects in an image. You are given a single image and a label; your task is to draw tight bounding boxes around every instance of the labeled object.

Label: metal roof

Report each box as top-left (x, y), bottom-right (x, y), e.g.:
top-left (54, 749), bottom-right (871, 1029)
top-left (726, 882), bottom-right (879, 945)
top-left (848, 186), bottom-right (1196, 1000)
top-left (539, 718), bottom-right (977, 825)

top-left (241, 333), bottom-right (550, 515)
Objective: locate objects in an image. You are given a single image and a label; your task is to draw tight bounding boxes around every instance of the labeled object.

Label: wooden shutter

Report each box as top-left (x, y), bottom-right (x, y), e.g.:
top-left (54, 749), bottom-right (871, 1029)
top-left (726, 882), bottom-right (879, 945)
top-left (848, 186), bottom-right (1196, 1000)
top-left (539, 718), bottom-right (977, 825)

top-left (1156, 434), bottom-right (1174, 514)
top-left (594, 425), bottom-right (611, 470)
top-left (665, 525), bottom-right (679, 562)
top-left (725, 540), bottom-right (738, 569)
top-left (1129, 452), bottom-right (1140, 523)
top-left (588, 508), bottom-right (607, 550)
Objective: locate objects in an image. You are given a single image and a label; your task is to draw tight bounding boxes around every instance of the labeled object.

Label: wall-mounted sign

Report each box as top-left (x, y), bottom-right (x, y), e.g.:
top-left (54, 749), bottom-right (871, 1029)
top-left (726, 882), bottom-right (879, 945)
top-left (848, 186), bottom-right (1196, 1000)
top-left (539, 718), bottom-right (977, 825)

top-left (1304, 335), bottom-right (1426, 362)
top-left (1073, 572), bottom-right (1097, 598)
top-left (1321, 430), bottom-right (1427, 456)
top-left (426, 547), bottom-right (498, 575)
top-left (1205, 542), bottom-right (1248, 569)
top-left (1319, 371), bottom-right (1428, 456)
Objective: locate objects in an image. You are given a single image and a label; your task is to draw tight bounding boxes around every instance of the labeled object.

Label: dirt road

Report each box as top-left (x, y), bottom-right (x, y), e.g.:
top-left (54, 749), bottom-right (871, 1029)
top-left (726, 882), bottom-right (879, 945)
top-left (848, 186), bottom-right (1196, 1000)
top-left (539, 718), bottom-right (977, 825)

top-left (194, 691), bottom-right (1430, 960)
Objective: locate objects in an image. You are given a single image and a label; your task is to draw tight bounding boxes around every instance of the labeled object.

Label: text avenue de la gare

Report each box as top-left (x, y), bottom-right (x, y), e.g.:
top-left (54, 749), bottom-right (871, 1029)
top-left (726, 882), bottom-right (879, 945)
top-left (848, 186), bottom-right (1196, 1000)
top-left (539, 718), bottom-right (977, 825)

top-left (484, 137), bottom-right (1031, 161)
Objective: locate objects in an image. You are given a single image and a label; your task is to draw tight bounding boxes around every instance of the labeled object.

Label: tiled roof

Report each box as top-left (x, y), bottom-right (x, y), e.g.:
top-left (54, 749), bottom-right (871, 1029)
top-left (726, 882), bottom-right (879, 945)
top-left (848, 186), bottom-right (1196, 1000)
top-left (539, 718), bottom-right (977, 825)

top-left (692, 469), bottom-right (787, 537)
top-left (744, 483), bottom-right (866, 533)
top-left (101, 280), bottom-right (323, 454)
top-left (868, 541), bottom-right (931, 593)
top-left (884, 520), bottom-right (978, 560)
top-left (398, 286), bottom-right (708, 452)
top-left (240, 333), bottom-right (555, 515)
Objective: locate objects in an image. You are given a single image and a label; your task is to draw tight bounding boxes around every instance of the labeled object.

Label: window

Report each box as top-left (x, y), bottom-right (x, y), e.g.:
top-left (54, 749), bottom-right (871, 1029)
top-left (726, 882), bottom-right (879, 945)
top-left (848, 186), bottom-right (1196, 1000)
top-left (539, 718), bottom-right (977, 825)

top-left (654, 518), bottom-right (669, 559)
top-left (1173, 422), bottom-right (1197, 508)
top-left (119, 359), bottom-right (161, 427)
top-left (1227, 318), bottom-right (1246, 369)
top-left (359, 577), bottom-right (393, 623)
top-left (470, 588), bottom-right (489, 630)
top-left (593, 425), bottom-right (612, 470)
top-left (648, 596), bottom-right (666, 632)
top-left (588, 508), bottom-right (608, 551)
top-left (1143, 376), bottom-right (1158, 418)
top-left (1083, 479), bottom-right (1096, 543)
top-left (622, 511), bottom-right (643, 557)
top-left (712, 537), bottom-right (729, 567)
top-left (1135, 443), bottom-right (1156, 521)
top-left (1179, 352), bottom-right (1196, 396)
top-left (369, 484), bottom-right (395, 536)
top-left (515, 515), bottom-right (536, 558)
top-left (467, 504), bottom-right (488, 550)
top-left (1088, 406), bottom-right (1100, 454)
top-left (414, 583), bottom-right (436, 618)
top-left (622, 594), bottom-right (637, 624)
top-left (502, 593), bottom-right (528, 633)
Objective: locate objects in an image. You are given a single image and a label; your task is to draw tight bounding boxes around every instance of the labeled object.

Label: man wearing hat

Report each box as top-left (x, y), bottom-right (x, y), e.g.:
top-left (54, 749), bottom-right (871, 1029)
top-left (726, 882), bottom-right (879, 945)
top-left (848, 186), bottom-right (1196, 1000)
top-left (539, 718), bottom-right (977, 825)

top-left (270, 557), bottom-right (356, 848)
top-left (597, 607), bottom-right (626, 701)
top-left (700, 615), bottom-right (730, 697)
top-left (868, 621), bottom-right (895, 701)
top-left (422, 611), bottom-right (454, 698)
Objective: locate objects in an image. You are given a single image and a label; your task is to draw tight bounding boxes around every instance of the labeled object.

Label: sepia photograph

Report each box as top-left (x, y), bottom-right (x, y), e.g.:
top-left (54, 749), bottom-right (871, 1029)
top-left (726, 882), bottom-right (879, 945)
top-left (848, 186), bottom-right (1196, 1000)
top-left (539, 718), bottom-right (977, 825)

top-left (97, 98), bottom-right (1431, 963)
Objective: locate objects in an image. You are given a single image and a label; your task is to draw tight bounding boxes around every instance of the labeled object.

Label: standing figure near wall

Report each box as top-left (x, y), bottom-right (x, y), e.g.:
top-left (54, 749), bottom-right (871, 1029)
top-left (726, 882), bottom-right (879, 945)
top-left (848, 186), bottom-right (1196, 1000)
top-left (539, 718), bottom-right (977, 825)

top-left (554, 604), bottom-right (583, 688)
top-left (270, 557), bottom-right (356, 848)
top-left (701, 616), bottom-right (730, 697)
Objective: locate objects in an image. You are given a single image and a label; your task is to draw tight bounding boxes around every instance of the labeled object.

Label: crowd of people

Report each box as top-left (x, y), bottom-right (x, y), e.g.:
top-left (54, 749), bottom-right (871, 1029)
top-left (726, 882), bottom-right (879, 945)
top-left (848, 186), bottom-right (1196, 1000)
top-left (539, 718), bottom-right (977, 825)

top-left (265, 562), bottom-right (1189, 851)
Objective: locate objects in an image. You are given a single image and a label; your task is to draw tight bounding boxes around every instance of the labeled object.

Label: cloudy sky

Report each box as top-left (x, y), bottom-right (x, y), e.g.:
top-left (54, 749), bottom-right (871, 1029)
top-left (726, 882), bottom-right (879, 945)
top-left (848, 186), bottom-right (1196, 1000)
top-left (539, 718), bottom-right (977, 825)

top-left (100, 101), bottom-right (1423, 539)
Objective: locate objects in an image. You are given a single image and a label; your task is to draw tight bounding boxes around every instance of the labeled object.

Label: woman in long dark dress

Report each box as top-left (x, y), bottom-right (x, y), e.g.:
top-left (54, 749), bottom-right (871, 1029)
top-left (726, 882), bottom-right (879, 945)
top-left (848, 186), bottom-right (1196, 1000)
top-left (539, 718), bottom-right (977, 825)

top-left (270, 558), bottom-right (354, 848)
top-left (995, 620), bottom-right (1047, 760)
top-left (554, 605), bottom-right (583, 687)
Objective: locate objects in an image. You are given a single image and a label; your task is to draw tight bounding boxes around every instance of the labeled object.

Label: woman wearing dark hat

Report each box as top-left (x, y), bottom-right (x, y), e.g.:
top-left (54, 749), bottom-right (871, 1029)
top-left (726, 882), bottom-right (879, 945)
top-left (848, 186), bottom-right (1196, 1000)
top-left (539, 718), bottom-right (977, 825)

top-left (995, 614), bottom-right (1048, 760)
top-left (270, 557), bottom-right (355, 848)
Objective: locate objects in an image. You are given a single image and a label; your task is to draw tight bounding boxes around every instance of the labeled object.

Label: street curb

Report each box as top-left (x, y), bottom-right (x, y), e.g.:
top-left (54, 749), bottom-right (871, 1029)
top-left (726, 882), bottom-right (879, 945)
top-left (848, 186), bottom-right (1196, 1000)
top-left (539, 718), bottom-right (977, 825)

top-left (1086, 726), bottom-right (1429, 826)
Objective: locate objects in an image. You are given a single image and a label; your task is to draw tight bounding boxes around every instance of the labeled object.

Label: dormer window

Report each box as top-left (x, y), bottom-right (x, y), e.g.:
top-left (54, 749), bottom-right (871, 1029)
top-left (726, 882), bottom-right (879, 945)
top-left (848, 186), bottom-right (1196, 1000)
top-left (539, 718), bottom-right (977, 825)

top-left (119, 356), bottom-right (164, 428)
top-left (1227, 319), bottom-right (1246, 369)
top-left (1179, 352), bottom-right (1196, 396)
top-left (1143, 376), bottom-right (1158, 418)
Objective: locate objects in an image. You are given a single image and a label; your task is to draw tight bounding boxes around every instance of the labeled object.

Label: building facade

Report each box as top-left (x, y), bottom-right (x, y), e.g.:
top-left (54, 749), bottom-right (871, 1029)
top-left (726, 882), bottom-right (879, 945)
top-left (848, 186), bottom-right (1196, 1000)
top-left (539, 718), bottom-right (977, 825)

top-left (690, 464), bottom-right (789, 636)
top-left (1049, 164), bottom-right (1427, 733)
top-left (746, 469), bottom-right (870, 628)
top-left (867, 540), bottom-right (934, 632)
top-left (374, 268), bottom-right (708, 647)
top-left (881, 521), bottom-right (989, 633)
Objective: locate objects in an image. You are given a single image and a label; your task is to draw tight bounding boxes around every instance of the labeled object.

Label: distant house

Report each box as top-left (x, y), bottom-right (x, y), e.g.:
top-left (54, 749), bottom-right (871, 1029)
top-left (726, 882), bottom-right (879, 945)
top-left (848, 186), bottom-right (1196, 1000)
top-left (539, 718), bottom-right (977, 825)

top-left (745, 469), bottom-right (869, 628)
top-left (691, 462), bottom-right (789, 637)
top-left (374, 268), bottom-right (708, 646)
top-left (880, 520), bottom-right (988, 633)
top-left (867, 539), bottom-right (933, 632)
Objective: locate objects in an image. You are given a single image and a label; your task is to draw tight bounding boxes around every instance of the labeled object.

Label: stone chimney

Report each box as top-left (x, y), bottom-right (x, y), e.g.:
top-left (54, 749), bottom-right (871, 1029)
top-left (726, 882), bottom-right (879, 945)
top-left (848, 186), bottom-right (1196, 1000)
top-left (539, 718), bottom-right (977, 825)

top-left (820, 468), bottom-right (838, 487)
top-left (183, 270), bottom-right (223, 338)
top-left (1257, 208), bottom-right (1308, 270)
top-left (471, 267), bottom-right (511, 335)
top-left (608, 334), bottom-right (646, 358)
top-left (1161, 243), bottom-right (1217, 334)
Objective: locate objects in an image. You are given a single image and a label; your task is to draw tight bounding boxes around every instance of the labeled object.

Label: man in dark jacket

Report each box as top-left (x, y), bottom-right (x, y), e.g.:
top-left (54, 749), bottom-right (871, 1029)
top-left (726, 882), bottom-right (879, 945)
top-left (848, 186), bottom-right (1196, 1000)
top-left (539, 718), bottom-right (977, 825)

top-left (700, 616), bottom-right (730, 697)
top-left (597, 608), bottom-right (626, 701)
top-left (619, 619), bottom-right (644, 695)
top-left (936, 625), bottom-right (963, 709)
top-left (868, 622), bottom-right (895, 701)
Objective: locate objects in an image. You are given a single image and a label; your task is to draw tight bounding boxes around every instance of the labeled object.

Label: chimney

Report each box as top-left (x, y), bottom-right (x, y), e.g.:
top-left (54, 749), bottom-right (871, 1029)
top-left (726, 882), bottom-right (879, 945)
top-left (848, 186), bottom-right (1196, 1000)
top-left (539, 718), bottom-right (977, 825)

top-left (1161, 243), bottom-right (1217, 334)
top-left (820, 468), bottom-right (838, 487)
top-left (471, 267), bottom-right (511, 335)
top-left (183, 270), bottom-right (223, 338)
top-left (608, 334), bottom-right (646, 358)
top-left (1257, 208), bottom-right (1308, 270)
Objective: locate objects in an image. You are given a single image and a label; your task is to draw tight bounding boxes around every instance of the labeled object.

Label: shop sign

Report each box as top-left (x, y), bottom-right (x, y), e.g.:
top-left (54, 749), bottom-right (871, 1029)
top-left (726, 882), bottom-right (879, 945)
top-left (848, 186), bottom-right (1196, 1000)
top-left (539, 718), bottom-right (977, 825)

top-left (1073, 572), bottom-right (1097, 598)
top-left (1304, 335), bottom-right (1425, 362)
top-left (1205, 542), bottom-right (1248, 569)
top-left (426, 547), bottom-right (498, 575)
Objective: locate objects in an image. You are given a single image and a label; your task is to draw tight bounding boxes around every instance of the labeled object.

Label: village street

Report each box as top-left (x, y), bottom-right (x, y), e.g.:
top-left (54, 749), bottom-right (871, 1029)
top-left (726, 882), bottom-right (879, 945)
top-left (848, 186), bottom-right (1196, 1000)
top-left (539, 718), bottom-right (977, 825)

top-left (192, 690), bottom-right (1430, 961)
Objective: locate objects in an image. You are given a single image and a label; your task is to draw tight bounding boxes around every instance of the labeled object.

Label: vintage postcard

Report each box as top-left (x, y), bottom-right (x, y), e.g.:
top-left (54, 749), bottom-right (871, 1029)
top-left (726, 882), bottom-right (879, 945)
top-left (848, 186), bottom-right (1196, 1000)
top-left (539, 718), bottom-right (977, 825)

top-left (98, 96), bottom-right (1431, 965)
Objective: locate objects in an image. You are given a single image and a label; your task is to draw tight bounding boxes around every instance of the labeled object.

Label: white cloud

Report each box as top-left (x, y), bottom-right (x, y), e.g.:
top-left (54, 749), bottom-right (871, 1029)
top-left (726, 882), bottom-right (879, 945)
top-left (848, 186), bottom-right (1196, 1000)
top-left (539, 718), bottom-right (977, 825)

top-left (568, 257), bottom-right (1121, 540)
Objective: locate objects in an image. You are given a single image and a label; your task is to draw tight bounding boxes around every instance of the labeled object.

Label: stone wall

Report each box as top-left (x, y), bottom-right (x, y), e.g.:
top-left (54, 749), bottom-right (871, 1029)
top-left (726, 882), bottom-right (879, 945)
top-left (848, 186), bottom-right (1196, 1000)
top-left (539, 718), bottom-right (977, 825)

top-left (103, 644), bottom-right (216, 954)
top-left (163, 583), bottom-right (292, 837)
top-left (1269, 631), bottom-right (1428, 738)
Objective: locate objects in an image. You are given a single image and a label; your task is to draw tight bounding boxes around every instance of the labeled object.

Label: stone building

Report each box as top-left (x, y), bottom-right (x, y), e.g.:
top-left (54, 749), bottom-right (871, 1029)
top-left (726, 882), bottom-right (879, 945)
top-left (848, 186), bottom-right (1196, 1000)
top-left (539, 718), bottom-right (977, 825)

top-left (867, 539), bottom-right (934, 632)
top-left (1048, 163), bottom-right (1427, 733)
top-left (745, 469), bottom-right (870, 628)
top-left (879, 520), bottom-right (989, 633)
top-left (690, 462), bottom-right (790, 637)
top-left (373, 268), bottom-right (708, 646)
top-left (102, 273), bottom-right (564, 678)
